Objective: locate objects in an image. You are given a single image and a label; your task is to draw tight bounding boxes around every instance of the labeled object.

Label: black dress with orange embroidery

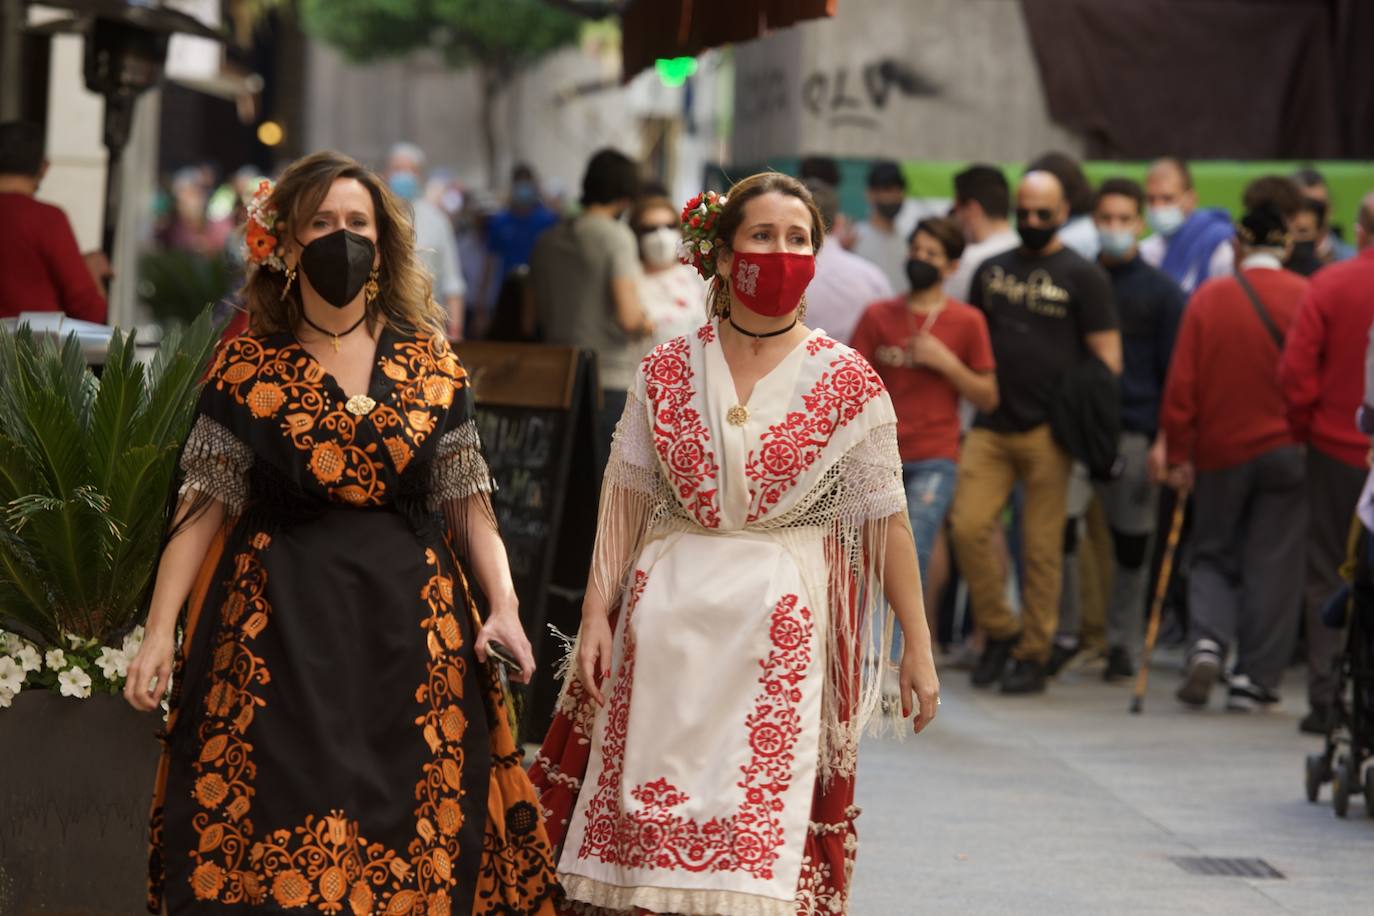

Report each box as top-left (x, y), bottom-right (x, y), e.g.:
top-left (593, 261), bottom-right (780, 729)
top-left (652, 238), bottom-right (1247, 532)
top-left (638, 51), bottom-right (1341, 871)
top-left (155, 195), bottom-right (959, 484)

top-left (146, 325), bottom-right (557, 915)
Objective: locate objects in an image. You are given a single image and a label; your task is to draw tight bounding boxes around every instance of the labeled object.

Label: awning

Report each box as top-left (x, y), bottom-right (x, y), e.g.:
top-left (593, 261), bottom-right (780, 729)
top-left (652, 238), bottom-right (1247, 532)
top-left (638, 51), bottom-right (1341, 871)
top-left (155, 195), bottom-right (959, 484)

top-left (620, 0), bottom-right (836, 82)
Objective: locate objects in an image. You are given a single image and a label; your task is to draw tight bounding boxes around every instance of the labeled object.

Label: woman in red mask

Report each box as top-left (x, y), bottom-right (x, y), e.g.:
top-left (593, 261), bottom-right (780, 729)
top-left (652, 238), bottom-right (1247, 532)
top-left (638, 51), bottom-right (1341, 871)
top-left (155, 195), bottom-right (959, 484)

top-left (532, 172), bottom-right (940, 915)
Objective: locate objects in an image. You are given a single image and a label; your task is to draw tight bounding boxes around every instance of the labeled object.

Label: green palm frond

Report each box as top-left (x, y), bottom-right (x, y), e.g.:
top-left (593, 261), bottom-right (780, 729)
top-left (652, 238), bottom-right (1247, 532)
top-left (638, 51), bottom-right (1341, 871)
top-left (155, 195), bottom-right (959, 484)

top-left (0, 310), bottom-right (222, 648)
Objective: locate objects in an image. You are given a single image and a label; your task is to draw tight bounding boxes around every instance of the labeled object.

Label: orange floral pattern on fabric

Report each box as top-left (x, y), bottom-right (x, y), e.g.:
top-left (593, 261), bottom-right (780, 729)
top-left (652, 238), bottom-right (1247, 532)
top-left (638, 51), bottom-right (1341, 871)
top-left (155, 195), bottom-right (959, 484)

top-left (180, 541), bottom-right (487, 913)
top-left (205, 332), bottom-right (468, 505)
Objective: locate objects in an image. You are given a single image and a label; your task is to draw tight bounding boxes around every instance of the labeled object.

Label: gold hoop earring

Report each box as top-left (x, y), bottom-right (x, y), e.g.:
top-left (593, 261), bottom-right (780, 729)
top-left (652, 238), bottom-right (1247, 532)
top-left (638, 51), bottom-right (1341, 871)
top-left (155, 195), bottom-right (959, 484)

top-left (280, 265), bottom-right (296, 302)
top-left (364, 268), bottom-right (380, 305)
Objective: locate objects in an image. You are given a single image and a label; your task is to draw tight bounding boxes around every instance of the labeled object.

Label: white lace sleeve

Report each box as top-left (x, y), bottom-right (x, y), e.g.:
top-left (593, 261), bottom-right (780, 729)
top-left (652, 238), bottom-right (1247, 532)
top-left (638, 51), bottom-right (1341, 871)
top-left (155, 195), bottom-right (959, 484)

top-left (427, 419), bottom-right (495, 512)
top-left (839, 422), bottom-right (907, 523)
top-left (179, 416), bottom-right (253, 515)
top-left (603, 389), bottom-right (659, 496)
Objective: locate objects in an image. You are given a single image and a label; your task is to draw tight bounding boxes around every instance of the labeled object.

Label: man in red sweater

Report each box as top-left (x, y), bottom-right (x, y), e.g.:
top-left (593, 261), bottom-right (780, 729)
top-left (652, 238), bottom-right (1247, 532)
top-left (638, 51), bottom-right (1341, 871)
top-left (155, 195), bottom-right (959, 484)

top-left (1278, 192), bottom-right (1374, 734)
top-left (1160, 199), bottom-right (1308, 713)
top-left (0, 121), bottom-right (108, 323)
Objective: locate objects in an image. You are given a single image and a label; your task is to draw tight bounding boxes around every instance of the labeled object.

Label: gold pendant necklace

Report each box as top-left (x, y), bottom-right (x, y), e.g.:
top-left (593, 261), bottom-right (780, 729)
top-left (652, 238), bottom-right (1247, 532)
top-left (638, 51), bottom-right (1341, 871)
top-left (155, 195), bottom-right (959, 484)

top-left (727, 405), bottom-right (750, 427)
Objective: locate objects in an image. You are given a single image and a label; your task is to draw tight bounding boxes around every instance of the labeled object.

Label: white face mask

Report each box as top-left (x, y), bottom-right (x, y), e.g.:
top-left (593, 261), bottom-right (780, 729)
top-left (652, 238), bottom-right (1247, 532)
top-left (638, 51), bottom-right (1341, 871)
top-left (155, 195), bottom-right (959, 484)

top-left (1147, 205), bottom-right (1186, 238)
top-left (641, 227), bottom-right (682, 268)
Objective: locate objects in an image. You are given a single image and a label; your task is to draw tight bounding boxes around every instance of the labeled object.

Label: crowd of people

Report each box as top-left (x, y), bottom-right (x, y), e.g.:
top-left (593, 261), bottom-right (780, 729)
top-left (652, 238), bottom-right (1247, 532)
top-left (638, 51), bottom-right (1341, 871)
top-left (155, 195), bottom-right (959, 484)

top-left (504, 145), bottom-right (1374, 734)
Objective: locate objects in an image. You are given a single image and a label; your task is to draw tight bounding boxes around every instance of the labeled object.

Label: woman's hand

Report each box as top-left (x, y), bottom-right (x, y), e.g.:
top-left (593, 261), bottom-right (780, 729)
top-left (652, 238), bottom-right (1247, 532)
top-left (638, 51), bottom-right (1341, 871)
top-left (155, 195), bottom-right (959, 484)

top-left (475, 606), bottom-right (536, 685)
top-left (123, 627), bottom-right (176, 712)
top-left (576, 610), bottom-right (615, 707)
top-left (900, 644), bottom-right (940, 735)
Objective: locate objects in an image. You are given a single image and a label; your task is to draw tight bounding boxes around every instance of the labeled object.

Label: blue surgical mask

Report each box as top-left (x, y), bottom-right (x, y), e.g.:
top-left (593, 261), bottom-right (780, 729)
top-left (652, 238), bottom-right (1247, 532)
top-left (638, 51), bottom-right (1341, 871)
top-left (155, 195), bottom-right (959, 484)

top-left (512, 181), bottom-right (538, 207)
top-left (1147, 205), bottom-right (1185, 238)
top-left (388, 171), bottom-right (419, 201)
top-left (1097, 226), bottom-right (1137, 259)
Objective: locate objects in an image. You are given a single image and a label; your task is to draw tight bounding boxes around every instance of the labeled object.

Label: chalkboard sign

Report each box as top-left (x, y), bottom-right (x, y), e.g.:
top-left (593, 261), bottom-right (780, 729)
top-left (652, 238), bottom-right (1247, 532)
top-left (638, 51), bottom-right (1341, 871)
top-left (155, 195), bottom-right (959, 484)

top-left (453, 342), bottom-right (601, 739)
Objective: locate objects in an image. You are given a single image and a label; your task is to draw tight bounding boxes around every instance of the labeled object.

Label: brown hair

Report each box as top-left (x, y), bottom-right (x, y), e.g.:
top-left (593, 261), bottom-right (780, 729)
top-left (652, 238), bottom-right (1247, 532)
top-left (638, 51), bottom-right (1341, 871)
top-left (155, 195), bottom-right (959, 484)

top-left (709, 172), bottom-right (826, 317)
top-left (629, 195), bottom-right (677, 232)
top-left (1095, 176), bottom-right (1145, 215)
top-left (1242, 175), bottom-right (1304, 220)
top-left (909, 216), bottom-right (965, 261)
top-left (242, 150), bottom-right (445, 335)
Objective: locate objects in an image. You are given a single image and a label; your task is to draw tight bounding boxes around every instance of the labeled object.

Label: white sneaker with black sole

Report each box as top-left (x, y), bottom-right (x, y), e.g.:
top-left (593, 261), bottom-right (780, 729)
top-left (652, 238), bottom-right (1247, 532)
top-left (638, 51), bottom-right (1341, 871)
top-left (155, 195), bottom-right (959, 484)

top-left (1176, 639), bottom-right (1222, 708)
top-left (1225, 674), bottom-right (1281, 712)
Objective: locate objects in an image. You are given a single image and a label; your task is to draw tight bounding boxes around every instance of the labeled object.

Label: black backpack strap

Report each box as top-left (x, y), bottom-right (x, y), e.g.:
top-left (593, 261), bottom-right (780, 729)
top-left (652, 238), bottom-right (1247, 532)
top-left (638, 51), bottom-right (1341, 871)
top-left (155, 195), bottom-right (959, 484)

top-left (1234, 269), bottom-right (1284, 348)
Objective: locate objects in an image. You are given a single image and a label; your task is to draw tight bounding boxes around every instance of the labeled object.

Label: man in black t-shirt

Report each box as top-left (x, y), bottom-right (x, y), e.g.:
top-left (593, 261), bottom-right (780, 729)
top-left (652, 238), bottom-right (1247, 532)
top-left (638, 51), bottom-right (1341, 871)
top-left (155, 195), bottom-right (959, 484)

top-left (950, 171), bottom-right (1121, 695)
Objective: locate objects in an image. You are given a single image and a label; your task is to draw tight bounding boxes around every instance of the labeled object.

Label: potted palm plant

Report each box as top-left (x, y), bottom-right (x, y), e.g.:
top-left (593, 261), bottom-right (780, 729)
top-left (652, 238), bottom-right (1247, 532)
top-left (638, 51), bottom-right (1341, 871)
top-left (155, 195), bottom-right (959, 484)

top-left (0, 311), bottom-right (219, 914)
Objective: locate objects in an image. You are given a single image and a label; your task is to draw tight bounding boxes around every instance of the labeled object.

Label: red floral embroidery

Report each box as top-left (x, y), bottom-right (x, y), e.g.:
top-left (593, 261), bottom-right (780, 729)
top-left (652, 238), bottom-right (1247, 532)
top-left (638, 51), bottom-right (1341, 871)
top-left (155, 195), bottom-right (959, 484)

top-left (745, 350), bottom-right (885, 522)
top-left (642, 337), bottom-right (721, 528)
top-left (805, 336), bottom-right (837, 356)
top-left (696, 322), bottom-right (716, 344)
top-left (579, 588), bottom-right (814, 880)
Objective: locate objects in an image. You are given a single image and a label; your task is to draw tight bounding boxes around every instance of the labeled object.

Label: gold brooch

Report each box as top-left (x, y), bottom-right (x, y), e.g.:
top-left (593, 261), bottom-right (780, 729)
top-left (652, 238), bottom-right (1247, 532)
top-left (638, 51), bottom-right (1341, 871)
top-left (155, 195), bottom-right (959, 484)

top-left (345, 394), bottom-right (377, 416)
top-left (727, 405), bottom-right (749, 427)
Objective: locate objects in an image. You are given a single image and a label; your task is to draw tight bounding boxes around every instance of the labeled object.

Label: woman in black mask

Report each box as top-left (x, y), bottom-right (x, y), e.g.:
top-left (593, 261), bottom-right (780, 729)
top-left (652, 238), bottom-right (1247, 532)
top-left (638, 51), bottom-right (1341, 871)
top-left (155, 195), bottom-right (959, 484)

top-left (127, 151), bottom-right (559, 914)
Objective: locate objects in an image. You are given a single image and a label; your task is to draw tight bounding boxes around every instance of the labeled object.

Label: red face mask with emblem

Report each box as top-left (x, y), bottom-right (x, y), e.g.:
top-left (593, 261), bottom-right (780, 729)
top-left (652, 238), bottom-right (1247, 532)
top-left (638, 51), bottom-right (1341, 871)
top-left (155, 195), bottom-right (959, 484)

top-left (729, 251), bottom-right (815, 318)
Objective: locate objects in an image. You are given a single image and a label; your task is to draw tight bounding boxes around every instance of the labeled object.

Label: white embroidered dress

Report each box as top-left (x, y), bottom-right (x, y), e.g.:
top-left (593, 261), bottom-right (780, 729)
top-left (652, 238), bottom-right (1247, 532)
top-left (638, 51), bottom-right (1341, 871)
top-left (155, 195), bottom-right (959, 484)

top-left (539, 319), bottom-right (906, 916)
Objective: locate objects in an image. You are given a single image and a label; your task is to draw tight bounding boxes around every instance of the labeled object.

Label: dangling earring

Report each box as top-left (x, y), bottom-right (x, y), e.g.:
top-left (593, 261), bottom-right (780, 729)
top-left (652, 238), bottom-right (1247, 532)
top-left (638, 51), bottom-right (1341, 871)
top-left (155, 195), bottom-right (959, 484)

top-left (280, 265), bottom-right (296, 302)
top-left (364, 268), bottom-right (380, 305)
top-left (713, 278), bottom-right (732, 320)
top-left (797, 294), bottom-right (808, 322)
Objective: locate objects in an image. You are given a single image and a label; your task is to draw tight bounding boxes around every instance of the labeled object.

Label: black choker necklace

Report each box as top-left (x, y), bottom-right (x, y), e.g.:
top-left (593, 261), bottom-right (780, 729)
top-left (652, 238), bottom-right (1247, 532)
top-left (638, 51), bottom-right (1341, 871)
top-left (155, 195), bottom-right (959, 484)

top-left (725, 318), bottom-right (802, 354)
top-left (302, 312), bottom-right (367, 352)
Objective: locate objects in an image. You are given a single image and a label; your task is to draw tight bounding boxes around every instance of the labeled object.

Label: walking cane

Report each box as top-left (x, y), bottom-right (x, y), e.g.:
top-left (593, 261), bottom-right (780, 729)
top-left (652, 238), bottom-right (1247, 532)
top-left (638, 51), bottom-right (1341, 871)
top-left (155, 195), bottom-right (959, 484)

top-left (1130, 495), bottom-right (1188, 714)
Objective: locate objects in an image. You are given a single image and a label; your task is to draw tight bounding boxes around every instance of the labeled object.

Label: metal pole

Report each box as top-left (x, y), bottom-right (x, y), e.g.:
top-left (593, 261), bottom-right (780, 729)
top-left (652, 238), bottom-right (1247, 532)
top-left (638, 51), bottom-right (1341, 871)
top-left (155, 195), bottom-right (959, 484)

top-left (0, 0), bottom-right (23, 120)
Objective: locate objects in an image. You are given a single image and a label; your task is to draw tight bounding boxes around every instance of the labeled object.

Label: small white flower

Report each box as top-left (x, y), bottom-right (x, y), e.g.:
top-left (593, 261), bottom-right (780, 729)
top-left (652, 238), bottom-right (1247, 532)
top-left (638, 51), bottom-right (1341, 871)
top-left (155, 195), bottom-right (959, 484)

top-left (121, 625), bottom-right (145, 657)
top-left (58, 666), bottom-right (93, 699)
top-left (698, 240), bottom-right (713, 254)
top-left (44, 648), bottom-right (66, 671)
top-left (718, 195), bottom-right (728, 205)
top-left (0, 687), bottom-right (13, 709)
top-left (96, 646), bottom-right (130, 681)
top-left (66, 633), bottom-right (86, 650)
top-left (15, 644), bottom-right (41, 673)
top-left (0, 656), bottom-right (24, 694)
top-left (0, 632), bottom-right (13, 653)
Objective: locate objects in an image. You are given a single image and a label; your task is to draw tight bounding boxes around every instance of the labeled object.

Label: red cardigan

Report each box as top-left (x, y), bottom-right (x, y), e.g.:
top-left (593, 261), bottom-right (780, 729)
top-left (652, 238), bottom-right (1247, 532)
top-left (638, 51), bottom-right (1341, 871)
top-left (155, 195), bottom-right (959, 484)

top-left (0, 192), bottom-right (107, 323)
top-left (1279, 248), bottom-right (1374, 469)
top-left (1161, 264), bottom-right (1307, 471)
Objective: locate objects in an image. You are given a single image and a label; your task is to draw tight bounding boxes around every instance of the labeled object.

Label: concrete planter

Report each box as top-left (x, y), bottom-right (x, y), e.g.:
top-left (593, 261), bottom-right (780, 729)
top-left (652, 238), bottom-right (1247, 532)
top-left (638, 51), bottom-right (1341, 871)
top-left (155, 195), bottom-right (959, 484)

top-left (0, 691), bottom-right (162, 914)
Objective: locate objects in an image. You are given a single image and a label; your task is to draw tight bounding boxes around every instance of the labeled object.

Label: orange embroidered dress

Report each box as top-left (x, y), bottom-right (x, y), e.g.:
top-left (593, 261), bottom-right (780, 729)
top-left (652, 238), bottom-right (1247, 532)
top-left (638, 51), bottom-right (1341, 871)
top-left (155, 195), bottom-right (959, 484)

top-left (147, 327), bottom-right (557, 915)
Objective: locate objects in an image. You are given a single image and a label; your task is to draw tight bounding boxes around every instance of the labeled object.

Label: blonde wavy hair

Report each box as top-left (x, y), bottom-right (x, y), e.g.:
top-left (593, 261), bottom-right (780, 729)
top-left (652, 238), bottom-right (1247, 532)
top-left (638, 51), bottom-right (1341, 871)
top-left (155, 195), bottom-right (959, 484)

top-left (242, 151), bottom-right (446, 336)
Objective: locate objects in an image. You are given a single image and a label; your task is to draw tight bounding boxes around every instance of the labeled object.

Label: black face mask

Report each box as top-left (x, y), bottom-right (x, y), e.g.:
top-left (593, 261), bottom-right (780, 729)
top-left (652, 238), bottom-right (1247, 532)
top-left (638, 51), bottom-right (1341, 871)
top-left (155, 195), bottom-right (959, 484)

top-left (875, 199), bottom-right (904, 221)
top-left (297, 229), bottom-right (376, 308)
top-left (906, 258), bottom-right (942, 292)
top-left (1286, 240), bottom-right (1322, 277)
top-left (1018, 222), bottom-right (1060, 253)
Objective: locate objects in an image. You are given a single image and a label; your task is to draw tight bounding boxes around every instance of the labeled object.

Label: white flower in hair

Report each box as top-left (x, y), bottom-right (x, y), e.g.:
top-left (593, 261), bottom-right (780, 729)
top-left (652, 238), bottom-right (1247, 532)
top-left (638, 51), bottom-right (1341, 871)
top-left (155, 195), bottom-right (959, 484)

top-left (698, 240), bottom-right (713, 254)
top-left (58, 666), bottom-right (93, 699)
top-left (719, 195), bottom-right (728, 205)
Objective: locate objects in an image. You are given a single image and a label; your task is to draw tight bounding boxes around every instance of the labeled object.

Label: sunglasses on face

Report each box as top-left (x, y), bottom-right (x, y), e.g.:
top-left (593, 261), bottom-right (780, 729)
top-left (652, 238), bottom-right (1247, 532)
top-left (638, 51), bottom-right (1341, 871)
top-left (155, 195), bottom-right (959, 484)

top-left (1016, 208), bottom-right (1056, 223)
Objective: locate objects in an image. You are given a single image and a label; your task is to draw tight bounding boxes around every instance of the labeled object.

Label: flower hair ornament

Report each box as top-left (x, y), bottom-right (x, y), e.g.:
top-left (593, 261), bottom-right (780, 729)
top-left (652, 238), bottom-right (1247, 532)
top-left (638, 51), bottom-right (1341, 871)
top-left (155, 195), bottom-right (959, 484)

top-left (677, 190), bottom-right (728, 280)
top-left (243, 179), bottom-right (287, 273)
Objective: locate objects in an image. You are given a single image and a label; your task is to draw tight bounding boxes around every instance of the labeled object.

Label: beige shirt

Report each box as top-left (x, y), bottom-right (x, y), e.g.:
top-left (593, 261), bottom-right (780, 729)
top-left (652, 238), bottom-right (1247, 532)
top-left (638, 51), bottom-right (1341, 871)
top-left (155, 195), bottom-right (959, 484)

top-left (531, 213), bottom-right (643, 391)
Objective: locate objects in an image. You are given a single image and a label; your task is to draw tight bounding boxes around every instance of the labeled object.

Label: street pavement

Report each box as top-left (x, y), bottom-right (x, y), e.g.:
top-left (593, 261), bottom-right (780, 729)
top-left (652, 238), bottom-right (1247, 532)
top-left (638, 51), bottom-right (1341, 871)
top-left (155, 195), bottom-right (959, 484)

top-left (851, 649), bottom-right (1374, 915)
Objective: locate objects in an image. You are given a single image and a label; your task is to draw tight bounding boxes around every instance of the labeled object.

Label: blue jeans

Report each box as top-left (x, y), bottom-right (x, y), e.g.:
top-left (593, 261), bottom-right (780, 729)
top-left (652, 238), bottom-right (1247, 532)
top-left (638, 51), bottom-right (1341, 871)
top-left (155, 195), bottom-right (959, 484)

top-left (893, 459), bottom-right (958, 659)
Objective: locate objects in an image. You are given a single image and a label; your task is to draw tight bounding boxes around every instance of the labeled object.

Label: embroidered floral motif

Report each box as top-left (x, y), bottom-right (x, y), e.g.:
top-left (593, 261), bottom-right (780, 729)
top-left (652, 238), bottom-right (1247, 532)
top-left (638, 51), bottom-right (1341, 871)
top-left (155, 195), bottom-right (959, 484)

top-left (696, 322), bottom-right (716, 344)
top-left (208, 332), bottom-right (468, 506)
top-left (579, 587), bottom-right (814, 879)
top-left (181, 543), bottom-right (479, 913)
top-left (642, 337), bottom-right (721, 528)
top-left (805, 336), bottom-right (838, 356)
top-left (745, 350), bottom-right (885, 522)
